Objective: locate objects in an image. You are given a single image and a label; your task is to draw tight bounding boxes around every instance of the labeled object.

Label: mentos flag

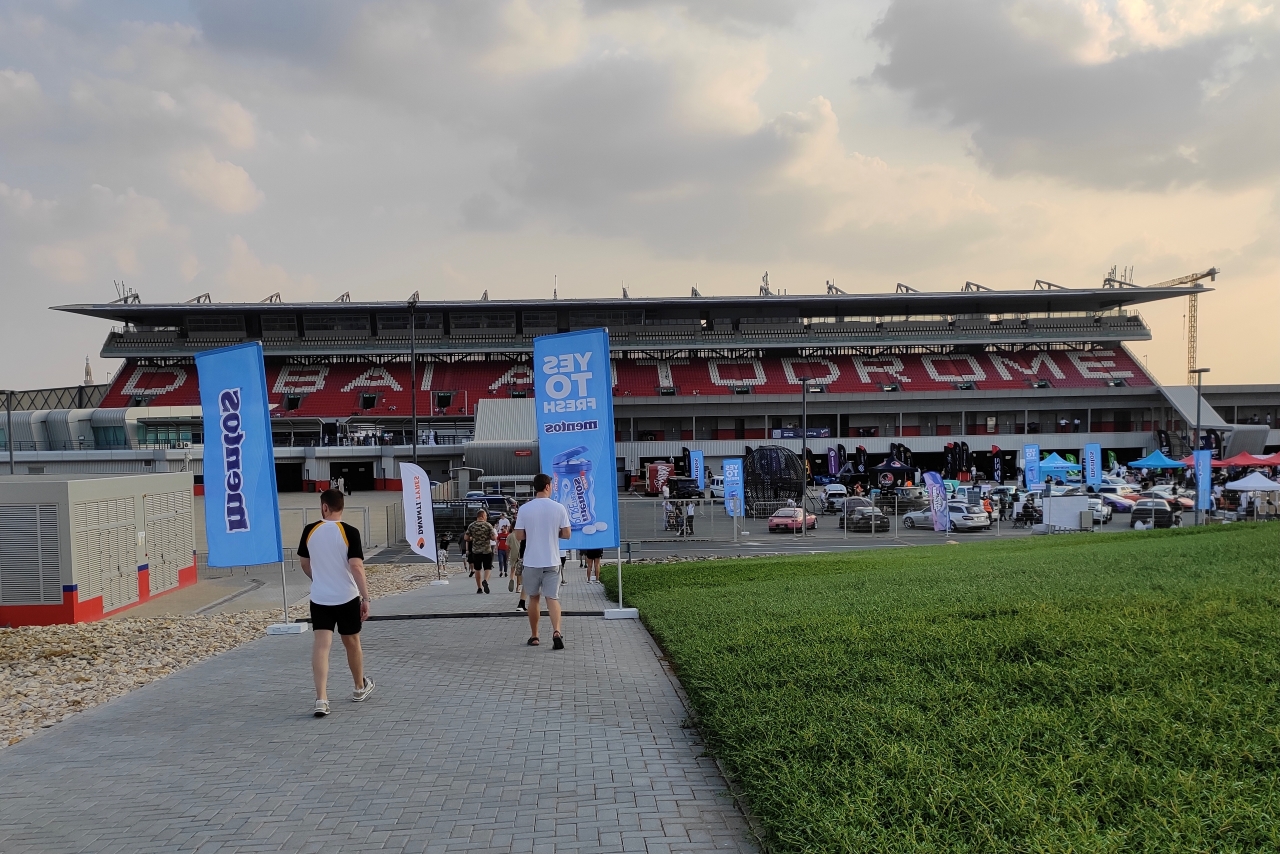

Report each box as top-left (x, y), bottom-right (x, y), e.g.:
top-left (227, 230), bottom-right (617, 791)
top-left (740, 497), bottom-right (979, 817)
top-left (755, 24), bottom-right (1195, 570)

top-left (1194, 450), bottom-right (1213, 511)
top-left (399, 462), bottom-right (437, 560)
top-left (534, 329), bottom-right (620, 550)
top-left (723, 458), bottom-right (745, 517)
top-left (827, 447), bottom-right (838, 476)
top-left (194, 342), bottom-right (282, 567)
top-left (923, 471), bottom-right (949, 532)
top-left (690, 449), bottom-right (705, 489)
top-left (1084, 443), bottom-right (1103, 486)
top-left (1023, 444), bottom-right (1040, 490)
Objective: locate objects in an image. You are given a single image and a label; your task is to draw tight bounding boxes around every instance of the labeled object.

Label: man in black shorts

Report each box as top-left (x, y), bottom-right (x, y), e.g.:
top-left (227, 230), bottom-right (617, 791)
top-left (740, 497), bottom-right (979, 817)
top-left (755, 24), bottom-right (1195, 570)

top-left (465, 509), bottom-right (496, 594)
top-left (299, 489), bottom-right (375, 717)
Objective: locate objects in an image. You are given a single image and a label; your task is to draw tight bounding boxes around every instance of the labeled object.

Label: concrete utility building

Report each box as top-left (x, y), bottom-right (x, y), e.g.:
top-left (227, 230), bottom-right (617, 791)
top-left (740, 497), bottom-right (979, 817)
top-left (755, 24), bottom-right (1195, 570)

top-left (0, 472), bottom-right (196, 626)
top-left (1, 277), bottom-right (1276, 491)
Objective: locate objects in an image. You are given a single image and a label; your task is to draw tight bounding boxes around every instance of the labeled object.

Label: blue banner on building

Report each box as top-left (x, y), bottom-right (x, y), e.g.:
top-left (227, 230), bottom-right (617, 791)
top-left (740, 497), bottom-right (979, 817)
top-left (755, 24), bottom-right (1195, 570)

top-left (690, 449), bottom-right (705, 489)
top-left (1083, 443), bottom-right (1103, 486)
top-left (723, 458), bottom-right (744, 517)
top-left (1194, 450), bottom-right (1213, 510)
top-left (534, 329), bottom-right (620, 550)
top-left (1023, 443), bottom-right (1040, 490)
top-left (194, 342), bottom-right (283, 567)
top-left (922, 471), bottom-right (949, 532)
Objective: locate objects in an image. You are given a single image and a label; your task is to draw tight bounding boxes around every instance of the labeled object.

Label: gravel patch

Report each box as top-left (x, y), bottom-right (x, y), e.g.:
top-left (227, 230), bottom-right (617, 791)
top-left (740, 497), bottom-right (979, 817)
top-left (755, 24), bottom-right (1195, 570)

top-left (0, 562), bottom-right (455, 749)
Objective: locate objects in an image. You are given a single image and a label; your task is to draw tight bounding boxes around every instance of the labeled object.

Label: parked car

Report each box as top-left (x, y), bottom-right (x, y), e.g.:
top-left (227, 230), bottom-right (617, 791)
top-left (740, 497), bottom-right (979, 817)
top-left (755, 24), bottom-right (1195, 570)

top-left (840, 502), bottom-right (890, 532)
top-left (1086, 497), bottom-right (1112, 524)
top-left (902, 502), bottom-right (991, 532)
top-left (709, 476), bottom-right (725, 499)
top-left (821, 483), bottom-right (848, 513)
top-left (875, 486), bottom-right (929, 514)
top-left (464, 490), bottom-right (487, 499)
top-left (1099, 492), bottom-right (1136, 513)
top-left (1138, 490), bottom-right (1193, 511)
top-left (768, 508), bottom-right (817, 532)
top-left (667, 476), bottom-right (703, 499)
top-left (1130, 498), bottom-right (1180, 528)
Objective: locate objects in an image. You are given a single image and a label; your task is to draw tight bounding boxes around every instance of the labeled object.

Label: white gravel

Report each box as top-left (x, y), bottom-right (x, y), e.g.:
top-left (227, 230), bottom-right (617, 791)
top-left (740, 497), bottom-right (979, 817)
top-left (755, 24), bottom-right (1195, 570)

top-left (0, 562), bottom-right (454, 749)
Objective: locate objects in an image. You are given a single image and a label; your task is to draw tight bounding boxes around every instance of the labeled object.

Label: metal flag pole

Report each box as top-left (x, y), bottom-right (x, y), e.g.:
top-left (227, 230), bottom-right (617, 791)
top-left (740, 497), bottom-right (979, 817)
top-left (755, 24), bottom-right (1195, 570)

top-left (408, 291), bottom-right (419, 466)
top-left (280, 560), bottom-right (290, 624)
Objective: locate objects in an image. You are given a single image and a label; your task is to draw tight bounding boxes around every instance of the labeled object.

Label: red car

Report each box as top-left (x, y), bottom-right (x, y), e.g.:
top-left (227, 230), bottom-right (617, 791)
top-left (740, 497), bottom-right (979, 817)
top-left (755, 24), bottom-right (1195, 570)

top-left (768, 508), bottom-right (817, 532)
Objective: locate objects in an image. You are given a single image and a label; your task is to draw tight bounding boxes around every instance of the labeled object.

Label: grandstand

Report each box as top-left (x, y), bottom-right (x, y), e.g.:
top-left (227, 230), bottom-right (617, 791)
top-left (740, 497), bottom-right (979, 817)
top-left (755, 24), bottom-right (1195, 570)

top-left (1, 277), bottom-right (1275, 489)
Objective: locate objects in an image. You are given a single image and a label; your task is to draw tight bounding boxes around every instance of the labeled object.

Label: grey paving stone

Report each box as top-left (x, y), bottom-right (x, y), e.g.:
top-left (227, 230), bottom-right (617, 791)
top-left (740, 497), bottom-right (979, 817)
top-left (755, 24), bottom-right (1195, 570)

top-left (0, 572), bottom-right (755, 853)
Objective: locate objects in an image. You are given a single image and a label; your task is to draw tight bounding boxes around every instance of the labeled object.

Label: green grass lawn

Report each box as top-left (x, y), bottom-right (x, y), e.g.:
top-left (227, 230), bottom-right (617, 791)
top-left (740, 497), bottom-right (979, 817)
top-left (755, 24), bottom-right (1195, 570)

top-left (606, 525), bottom-right (1280, 853)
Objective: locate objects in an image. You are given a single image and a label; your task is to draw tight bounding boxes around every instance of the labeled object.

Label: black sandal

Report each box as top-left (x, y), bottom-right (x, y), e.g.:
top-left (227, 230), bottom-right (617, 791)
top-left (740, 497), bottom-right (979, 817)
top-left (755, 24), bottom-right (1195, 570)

top-left (552, 633), bottom-right (565, 650)
top-left (527, 637), bottom-right (540, 646)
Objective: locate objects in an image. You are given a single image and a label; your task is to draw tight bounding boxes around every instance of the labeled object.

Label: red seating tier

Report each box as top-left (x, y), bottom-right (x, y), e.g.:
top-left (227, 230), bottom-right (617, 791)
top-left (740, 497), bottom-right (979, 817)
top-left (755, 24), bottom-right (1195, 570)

top-left (99, 347), bottom-right (1154, 414)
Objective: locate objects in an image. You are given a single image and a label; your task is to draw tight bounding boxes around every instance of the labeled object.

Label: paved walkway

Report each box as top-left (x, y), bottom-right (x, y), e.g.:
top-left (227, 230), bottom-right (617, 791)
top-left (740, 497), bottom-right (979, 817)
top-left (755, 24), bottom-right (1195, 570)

top-left (0, 569), bottom-right (755, 853)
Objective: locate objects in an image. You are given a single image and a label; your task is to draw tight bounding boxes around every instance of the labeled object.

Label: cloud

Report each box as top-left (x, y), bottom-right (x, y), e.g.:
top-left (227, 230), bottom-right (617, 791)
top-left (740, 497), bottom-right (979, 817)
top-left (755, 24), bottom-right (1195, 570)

top-left (872, 0), bottom-right (1280, 189)
top-left (187, 87), bottom-right (257, 149)
top-left (174, 149), bottom-right (264, 213)
top-left (224, 235), bottom-right (317, 300)
top-left (0, 68), bottom-right (45, 126)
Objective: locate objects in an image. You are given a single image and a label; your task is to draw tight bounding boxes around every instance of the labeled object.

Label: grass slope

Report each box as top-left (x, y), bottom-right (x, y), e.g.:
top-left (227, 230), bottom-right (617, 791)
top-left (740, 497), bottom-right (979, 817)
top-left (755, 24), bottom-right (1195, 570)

top-left (607, 526), bottom-right (1280, 853)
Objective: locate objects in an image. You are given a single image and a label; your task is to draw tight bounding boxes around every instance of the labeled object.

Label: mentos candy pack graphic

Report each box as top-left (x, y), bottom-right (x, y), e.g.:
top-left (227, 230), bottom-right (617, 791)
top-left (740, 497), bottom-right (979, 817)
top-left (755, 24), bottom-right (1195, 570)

top-left (552, 446), bottom-right (608, 534)
top-left (534, 329), bottom-right (620, 549)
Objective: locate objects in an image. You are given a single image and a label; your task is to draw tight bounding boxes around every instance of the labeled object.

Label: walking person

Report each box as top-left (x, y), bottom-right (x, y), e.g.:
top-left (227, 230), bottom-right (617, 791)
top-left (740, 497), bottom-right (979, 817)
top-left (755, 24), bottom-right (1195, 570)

top-left (465, 509), bottom-right (496, 594)
top-left (494, 512), bottom-right (512, 577)
top-left (299, 489), bottom-right (374, 717)
top-left (514, 473), bottom-right (571, 649)
top-left (496, 522), bottom-right (511, 581)
top-left (685, 500), bottom-right (696, 535)
top-left (583, 548), bottom-right (603, 583)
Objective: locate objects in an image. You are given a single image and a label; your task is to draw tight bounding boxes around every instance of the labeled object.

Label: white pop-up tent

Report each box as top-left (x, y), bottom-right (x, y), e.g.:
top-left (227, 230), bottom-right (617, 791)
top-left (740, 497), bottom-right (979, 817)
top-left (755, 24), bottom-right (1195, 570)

top-left (1225, 472), bottom-right (1280, 491)
top-left (1224, 472), bottom-right (1280, 522)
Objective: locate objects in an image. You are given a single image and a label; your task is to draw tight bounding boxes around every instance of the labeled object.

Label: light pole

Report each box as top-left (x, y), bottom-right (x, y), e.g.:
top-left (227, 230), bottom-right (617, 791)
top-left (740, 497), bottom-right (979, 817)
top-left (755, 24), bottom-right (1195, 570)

top-left (800, 377), bottom-right (810, 536)
top-left (1191, 366), bottom-right (1210, 526)
top-left (408, 292), bottom-right (419, 466)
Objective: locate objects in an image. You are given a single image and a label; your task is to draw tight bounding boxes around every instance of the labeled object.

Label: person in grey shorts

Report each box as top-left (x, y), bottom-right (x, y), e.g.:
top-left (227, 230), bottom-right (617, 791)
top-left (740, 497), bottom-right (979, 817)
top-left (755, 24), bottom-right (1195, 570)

top-left (514, 472), bottom-right (571, 649)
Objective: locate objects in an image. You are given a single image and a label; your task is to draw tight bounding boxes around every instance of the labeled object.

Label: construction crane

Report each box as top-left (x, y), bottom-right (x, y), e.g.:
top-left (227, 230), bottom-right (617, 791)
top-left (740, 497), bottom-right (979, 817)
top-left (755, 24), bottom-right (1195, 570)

top-left (1104, 266), bottom-right (1218, 384)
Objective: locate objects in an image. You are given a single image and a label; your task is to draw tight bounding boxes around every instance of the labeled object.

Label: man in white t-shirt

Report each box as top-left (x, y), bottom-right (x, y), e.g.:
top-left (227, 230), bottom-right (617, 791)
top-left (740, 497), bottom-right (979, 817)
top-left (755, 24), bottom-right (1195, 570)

top-left (514, 473), bottom-right (571, 649)
top-left (299, 489), bottom-right (374, 717)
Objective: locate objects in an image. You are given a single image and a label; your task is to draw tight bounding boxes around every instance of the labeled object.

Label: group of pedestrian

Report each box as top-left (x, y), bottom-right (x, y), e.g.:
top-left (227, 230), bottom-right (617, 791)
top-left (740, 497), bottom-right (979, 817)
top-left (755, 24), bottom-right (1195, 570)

top-left (301, 472), bottom-right (577, 718)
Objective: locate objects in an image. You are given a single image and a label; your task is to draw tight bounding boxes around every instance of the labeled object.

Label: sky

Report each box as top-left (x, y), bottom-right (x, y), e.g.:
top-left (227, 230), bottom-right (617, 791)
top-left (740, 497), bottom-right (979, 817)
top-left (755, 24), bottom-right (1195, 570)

top-left (0, 0), bottom-right (1277, 390)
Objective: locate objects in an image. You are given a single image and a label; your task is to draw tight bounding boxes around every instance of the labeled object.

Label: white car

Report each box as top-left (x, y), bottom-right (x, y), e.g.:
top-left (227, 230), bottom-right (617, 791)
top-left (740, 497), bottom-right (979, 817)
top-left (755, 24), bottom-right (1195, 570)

top-left (821, 483), bottom-right (848, 502)
top-left (902, 502), bottom-right (991, 532)
top-left (709, 476), bottom-right (725, 499)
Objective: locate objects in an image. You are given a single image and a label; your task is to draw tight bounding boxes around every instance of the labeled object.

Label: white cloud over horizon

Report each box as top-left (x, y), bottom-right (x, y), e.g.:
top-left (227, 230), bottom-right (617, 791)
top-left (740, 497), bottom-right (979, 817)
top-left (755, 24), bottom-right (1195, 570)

top-left (0, 0), bottom-right (1275, 390)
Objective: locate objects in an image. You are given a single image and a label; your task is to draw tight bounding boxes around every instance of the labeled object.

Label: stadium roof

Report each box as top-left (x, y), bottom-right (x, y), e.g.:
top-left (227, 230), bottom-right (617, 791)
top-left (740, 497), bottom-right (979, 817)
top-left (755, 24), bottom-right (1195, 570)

top-left (54, 282), bottom-right (1207, 324)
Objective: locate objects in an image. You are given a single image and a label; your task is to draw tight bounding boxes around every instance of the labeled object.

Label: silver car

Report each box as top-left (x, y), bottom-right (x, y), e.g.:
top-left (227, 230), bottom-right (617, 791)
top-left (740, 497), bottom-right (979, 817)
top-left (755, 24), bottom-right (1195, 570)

top-left (902, 502), bottom-right (991, 532)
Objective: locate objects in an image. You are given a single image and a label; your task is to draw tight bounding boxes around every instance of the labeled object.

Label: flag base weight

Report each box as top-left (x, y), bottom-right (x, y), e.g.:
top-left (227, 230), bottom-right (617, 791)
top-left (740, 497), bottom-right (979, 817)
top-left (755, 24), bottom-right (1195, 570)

top-left (604, 608), bottom-right (639, 620)
top-left (266, 622), bottom-right (309, 635)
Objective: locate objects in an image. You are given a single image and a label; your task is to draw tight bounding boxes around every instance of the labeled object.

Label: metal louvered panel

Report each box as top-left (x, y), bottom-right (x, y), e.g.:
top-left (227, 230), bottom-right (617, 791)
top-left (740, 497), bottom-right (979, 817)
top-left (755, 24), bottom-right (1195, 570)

top-left (0, 504), bottom-right (62, 605)
top-left (144, 490), bottom-right (192, 595)
top-left (71, 498), bottom-right (138, 610)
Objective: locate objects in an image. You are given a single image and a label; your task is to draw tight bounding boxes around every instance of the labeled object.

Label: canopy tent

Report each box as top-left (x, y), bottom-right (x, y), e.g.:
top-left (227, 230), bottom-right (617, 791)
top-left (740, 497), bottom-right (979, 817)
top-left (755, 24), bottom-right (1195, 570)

top-left (1219, 452), bottom-right (1273, 467)
top-left (1224, 472), bottom-right (1280, 491)
top-left (1178, 454), bottom-right (1233, 468)
top-left (1259, 452), bottom-right (1280, 466)
top-left (1129, 450), bottom-right (1186, 469)
top-left (1039, 453), bottom-right (1080, 471)
top-left (872, 459), bottom-right (917, 473)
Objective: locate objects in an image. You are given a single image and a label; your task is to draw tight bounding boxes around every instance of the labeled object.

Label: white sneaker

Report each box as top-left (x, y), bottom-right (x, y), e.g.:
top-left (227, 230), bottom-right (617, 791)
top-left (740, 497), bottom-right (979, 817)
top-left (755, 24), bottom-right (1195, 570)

top-left (314, 699), bottom-right (330, 718)
top-left (352, 678), bottom-right (375, 702)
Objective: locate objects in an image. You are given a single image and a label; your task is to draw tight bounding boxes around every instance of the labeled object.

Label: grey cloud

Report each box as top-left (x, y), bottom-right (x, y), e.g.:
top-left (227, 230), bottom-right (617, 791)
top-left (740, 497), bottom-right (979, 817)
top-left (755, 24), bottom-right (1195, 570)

top-left (581, 0), bottom-right (809, 28)
top-left (871, 0), bottom-right (1280, 189)
top-left (192, 0), bottom-right (369, 62)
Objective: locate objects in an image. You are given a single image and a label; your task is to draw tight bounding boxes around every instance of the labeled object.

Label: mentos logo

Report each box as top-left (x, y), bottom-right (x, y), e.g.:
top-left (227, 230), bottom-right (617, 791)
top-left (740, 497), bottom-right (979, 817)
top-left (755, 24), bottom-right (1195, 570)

top-left (219, 388), bottom-right (250, 533)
